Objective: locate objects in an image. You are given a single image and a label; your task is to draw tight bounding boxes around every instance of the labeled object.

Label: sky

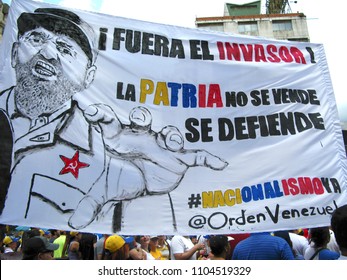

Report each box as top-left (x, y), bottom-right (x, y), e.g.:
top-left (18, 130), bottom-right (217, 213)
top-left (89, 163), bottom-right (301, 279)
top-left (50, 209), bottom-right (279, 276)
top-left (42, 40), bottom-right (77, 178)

top-left (2, 0), bottom-right (347, 127)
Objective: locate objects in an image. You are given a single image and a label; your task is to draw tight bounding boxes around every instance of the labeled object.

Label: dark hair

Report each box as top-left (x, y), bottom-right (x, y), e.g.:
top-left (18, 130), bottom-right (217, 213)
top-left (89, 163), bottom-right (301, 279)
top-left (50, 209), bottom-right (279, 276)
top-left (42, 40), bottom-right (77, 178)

top-left (274, 231), bottom-right (293, 248)
top-left (49, 229), bottom-right (58, 236)
top-left (22, 237), bottom-right (47, 260)
top-left (209, 235), bottom-right (229, 257)
top-left (274, 230), bottom-right (300, 257)
top-left (102, 245), bottom-right (128, 260)
top-left (309, 227), bottom-right (330, 248)
top-left (79, 232), bottom-right (97, 260)
top-left (331, 204), bottom-right (347, 249)
top-left (134, 236), bottom-right (142, 243)
top-left (21, 229), bottom-right (41, 251)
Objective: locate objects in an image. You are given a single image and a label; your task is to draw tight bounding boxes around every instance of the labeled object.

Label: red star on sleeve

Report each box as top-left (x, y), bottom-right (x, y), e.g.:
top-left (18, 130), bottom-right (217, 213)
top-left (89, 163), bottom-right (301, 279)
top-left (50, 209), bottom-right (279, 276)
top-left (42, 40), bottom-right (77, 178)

top-left (59, 151), bottom-right (90, 179)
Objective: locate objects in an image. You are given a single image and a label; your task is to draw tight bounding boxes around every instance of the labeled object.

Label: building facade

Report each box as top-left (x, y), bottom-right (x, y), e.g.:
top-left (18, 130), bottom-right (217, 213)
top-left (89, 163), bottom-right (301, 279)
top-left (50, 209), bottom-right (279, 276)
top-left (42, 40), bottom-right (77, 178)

top-left (195, 1), bottom-right (309, 42)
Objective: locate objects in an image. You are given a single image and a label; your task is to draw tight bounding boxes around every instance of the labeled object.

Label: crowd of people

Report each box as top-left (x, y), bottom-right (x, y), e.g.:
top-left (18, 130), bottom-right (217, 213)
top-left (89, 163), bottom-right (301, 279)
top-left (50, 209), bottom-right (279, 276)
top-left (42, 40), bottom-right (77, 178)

top-left (1, 204), bottom-right (346, 261)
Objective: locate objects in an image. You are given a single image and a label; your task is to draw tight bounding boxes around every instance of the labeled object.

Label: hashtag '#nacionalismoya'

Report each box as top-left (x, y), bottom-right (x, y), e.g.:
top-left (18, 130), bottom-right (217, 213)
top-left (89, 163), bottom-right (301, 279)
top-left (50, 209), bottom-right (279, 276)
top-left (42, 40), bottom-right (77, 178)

top-left (187, 193), bottom-right (202, 208)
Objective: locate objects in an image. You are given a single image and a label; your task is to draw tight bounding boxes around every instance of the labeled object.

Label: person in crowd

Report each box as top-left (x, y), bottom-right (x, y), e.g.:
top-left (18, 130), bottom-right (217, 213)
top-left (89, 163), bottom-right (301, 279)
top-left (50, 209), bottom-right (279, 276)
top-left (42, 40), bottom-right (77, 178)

top-left (197, 235), bottom-right (211, 258)
top-left (135, 235), bottom-right (155, 260)
top-left (304, 226), bottom-right (340, 260)
top-left (208, 235), bottom-right (232, 260)
top-left (68, 240), bottom-right (81, 260)
top-left (2, 236), bottom-right (19, 253)
top-left (274, 230), bottom-right (304, 259)
top-left (298, 228), bottom-right (309, 239)
top-left (48, 229), bottom-right (59, 243)
top-left (95, 234), bottom-right (109, 260)
top-left (232, 232), bottom-right (295, 260)
top-left (0, 230), bottom-right (22, 259)
top-left (288, 229), bottom-right (309, 257)
top-left (22, 235), bottom-right (59, 260)
top-left (79, 232), bottom-right (97, 260)
top-left (65, 231), bottom-right (81, 260)
top-left (21, 228), bottom-right (41, 253)
top-left (149, 236), bottom-right (162, 260)
top-left (53, 230), bottom-right (69, 259)
top-left (42, 230), bottom-right (52, 242)
top-left (157, 235), bottom-right (171, 260)
top-left (128, 236), bottom-right (147, 260)
top-left (170, 235), bottom-right (205, 260)
top-left (227, 233), bottom-right (250, 259)
top-left (102, 235), bottom-right (129, 260)
top-left (190, 236), bottom-right (198, 244)
top-left (69, 231), bottom-right (81, 241)
top-left (330, 204), bottom-right (347, 260)
top-left (327, 228), bottom-right (340, 253)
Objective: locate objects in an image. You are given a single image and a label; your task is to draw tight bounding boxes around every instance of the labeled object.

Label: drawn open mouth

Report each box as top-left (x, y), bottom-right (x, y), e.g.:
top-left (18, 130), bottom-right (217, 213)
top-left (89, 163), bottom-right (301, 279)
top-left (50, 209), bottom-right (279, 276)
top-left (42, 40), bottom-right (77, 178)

top-left (32, 60), bottom-right (56, 80)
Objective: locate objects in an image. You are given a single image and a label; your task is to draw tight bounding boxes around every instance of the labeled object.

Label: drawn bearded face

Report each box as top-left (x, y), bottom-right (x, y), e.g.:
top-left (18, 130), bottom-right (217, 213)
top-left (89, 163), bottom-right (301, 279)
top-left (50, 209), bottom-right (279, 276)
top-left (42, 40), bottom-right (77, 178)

top-left (12, 27), bottom-right (93, 119)
top-left (14, 57), bottom-right (84, 119)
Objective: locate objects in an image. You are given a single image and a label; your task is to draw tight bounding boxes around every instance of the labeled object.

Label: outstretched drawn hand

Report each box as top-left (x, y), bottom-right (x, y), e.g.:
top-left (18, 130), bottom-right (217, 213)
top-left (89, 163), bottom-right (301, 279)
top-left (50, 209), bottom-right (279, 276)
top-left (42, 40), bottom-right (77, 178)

top-left (68, 105), bottom-right (228, 230)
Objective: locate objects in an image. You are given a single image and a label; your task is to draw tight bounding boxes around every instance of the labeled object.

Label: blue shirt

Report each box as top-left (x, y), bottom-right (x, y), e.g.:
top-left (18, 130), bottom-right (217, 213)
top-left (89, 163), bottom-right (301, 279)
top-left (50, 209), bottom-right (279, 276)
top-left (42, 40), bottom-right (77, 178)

top-left (232, 232), bottom-right (295, 260)
top-left (318, 249), bottom-right (340, 260)
top-left (304, 245), bottom-right (340, 260)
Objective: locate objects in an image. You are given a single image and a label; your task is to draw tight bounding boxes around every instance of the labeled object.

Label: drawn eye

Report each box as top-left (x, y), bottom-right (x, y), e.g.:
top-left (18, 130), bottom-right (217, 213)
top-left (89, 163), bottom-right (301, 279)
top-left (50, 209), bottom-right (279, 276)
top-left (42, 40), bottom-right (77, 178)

top-left (57, 46), bottom-right (72, 55)
top-left (32, 37), bottom-right (42, 43)
top-left (56, 43), bottom-right (77, 58)
top-left (27, 35), bottom-right (45, 46)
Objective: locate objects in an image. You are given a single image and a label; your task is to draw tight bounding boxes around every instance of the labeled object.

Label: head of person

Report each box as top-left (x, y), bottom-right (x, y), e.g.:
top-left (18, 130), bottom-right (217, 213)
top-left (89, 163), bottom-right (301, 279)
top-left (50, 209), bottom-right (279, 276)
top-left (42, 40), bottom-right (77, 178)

top-left (331, 204), bottom-right (347, 251)
top-left (208, 235), bottom-right (231, 259)
top-left (158, 235), bottom-right (166, 240)
top-left (69, 231), bottom-right (81, 241)
top-left (157, 235), bottom-right (167, 245)
top-left (3, 236), bottom-right (19, 250)
top-left (309, 226), bottom-right (331, 248)
top-left (21, 228), bottom-right (41, 249)
top-left (149, 236), bottom-right (159, 251)
top-left (26, 228), bottom-right (41, 238)
top-left (69, 240), bottom-right (80, 253)
top-left (11, 8), bottom-right (97, 119)
top-left (136, 235), bottom-right (150, 249)
top-left (273, 231), bottom-right (293, 248)
top-left (22, 236), bottom-right (59, 260)
top-left (103, 235), bottom-right (128, 260)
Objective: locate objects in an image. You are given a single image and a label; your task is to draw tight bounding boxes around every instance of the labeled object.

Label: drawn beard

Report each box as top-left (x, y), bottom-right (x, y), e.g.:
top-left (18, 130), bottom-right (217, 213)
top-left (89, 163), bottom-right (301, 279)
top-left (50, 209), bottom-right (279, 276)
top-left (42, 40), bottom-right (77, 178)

top-left (14, 57), bottom-right (84, 119)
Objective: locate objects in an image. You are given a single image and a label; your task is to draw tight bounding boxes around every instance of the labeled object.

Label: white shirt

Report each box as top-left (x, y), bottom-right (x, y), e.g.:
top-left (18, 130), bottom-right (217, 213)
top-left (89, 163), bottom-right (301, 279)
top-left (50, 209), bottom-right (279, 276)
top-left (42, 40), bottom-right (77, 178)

top-left (197, 235), bottom-right (211, 255)
top-left (4, 247), bottom-right (14, 253)
top-left (289, 232), bottom-right (309, 256)
top-left (170, 235), bottom-right (196, 260)
top-left (144, 250), bottom-right (155, 260)
top-left (327, 230), bottom-right (340, 253)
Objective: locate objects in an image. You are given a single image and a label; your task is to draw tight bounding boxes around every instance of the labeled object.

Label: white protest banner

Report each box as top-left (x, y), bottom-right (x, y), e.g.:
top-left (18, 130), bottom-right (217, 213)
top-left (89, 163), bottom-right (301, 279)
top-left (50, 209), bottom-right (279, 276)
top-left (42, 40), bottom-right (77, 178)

top-left (0, 0), bottom-right (346, 235)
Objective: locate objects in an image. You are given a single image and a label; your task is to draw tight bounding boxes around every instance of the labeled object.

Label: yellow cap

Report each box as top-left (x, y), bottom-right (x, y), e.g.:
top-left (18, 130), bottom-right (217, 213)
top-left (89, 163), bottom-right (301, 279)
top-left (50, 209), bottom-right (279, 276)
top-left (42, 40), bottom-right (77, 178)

top-left (3, 236), bottom-right (14, 245)
top-left (104, 235), bottom-right (125, 253)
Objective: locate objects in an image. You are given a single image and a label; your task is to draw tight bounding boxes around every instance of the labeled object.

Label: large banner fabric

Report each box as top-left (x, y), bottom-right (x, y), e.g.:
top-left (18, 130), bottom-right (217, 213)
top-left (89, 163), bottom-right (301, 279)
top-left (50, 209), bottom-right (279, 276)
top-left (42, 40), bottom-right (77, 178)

top-left (0, 0), bottom-right (346, 235)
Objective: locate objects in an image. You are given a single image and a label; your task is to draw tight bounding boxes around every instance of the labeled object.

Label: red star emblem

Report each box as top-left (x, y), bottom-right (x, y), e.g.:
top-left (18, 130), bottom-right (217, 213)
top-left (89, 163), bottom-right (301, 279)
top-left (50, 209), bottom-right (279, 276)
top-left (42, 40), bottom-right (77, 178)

top-left (59, 151), bottom-right (89, 179)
